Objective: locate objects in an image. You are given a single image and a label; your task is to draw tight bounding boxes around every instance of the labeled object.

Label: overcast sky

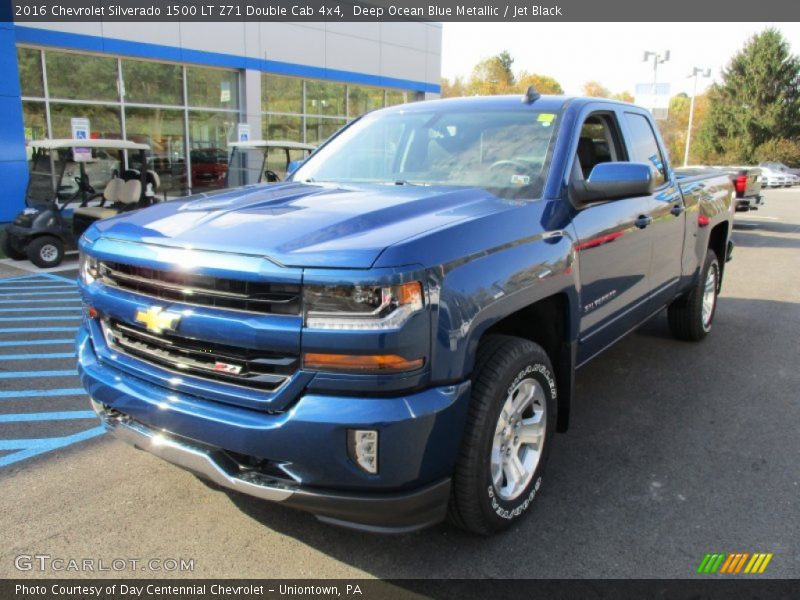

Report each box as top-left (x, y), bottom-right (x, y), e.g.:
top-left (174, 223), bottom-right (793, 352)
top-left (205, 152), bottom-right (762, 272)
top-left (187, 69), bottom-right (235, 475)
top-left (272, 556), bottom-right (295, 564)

top-left (441, 22), bottom-right (800, 97)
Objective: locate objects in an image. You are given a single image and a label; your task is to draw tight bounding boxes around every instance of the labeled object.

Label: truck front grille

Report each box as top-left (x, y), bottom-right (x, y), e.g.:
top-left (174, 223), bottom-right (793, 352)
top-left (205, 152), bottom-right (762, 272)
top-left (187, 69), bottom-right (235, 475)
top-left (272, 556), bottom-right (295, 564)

top-left (98, 261), bottom-right (301, 315)
top-left (103, 319), bottom-right (297, 391)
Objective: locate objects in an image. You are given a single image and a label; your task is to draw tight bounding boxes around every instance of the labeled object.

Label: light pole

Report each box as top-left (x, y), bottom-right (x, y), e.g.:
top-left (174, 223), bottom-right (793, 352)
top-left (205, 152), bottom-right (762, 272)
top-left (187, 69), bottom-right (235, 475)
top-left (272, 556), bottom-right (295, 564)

top-left (683, 67), bottom-right (711, 166)
top-left (643, 50), bottom-right (671, 114)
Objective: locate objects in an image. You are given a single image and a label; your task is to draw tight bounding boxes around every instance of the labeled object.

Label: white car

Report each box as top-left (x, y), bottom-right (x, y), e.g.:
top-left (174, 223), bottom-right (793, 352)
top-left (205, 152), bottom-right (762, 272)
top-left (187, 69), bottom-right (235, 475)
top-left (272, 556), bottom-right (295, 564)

top-left (759, 167), bottom-right (788, 188)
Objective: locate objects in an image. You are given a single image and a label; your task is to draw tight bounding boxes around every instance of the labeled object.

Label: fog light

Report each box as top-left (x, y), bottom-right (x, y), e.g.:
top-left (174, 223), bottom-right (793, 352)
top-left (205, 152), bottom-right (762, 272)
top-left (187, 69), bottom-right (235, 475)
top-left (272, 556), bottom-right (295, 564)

top-left (348, 429), bottom-right (378, 474)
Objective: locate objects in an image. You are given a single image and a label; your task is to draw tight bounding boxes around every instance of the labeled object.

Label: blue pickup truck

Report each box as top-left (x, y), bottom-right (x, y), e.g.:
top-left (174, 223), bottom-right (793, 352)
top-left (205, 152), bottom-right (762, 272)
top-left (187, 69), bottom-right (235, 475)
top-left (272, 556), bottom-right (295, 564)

top-left (77, 94), bottom-right (734, 535)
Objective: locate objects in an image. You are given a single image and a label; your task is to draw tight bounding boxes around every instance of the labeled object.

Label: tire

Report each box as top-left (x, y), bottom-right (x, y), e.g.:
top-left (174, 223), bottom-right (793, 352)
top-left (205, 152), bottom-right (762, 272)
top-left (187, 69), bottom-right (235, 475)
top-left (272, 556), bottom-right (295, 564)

top-left (448, 335), bottom-right (557, 535)
top-left (1, 234), bottom-right (26, 260)
top-left (26, 236), bottom-right (64, 268)
top-left (668, 249), bottom-right (720, 341)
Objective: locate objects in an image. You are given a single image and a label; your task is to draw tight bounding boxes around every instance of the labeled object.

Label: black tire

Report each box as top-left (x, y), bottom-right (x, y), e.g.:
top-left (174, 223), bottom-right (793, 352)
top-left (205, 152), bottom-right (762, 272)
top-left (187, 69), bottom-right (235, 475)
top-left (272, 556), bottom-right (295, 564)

top-left (448, 335), bottom-right (557, 535)
top-left (668, 249), bottom-right (720, 341)
top-left (1, 234), bottom-right (26, 260)
top-left (26, 235), bottom-right (64, 268)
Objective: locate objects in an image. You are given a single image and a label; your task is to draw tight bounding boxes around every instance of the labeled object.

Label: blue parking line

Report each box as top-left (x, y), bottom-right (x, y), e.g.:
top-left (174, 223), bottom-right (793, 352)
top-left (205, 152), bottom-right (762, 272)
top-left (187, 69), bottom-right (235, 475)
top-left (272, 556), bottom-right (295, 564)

top-left (0, 299), bottom-right (81, 304)
top-left (0, 388), bottom-right (86, 399)
top-left (0, 307), bottom-right (81, 313)
top-left (0, 370), bottom-right (78, 379)
top-left (0, 426), bottom-right (105, 468)
top-left (0, 286), bottom-right (76, 292)
top-left (0, 352), bottom-right (76, 360)
top-left (0, 275), bottom-right (50, 283)
top-left (0, 339), bottom-right (75, 347)
top-left (0, 316), bottom-right (80, 322)
top-left (0, 326), bottom-right (78, 333)
top-left (0, 291), bottom-right (79, 297)
top-left (0, 411), bottom-right (96, 422)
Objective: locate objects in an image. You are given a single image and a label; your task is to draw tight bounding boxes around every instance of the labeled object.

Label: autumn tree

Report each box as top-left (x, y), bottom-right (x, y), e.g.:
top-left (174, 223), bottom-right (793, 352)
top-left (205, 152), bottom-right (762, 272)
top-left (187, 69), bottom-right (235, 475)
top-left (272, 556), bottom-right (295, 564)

top-left (611, 91), bottom-right (635, 103)
top-left (582, 81), bottom-right (611, 98)
top-left (440, 76), bottom-right (466, 98)
top-left (695, 28), bottom-right (800, 164)
top-left (516, 72), bottom-right (564, 95)
top-left (658, 93), bottom-right (710, 165)
top-left (466, 50), bottom-right (516, 95)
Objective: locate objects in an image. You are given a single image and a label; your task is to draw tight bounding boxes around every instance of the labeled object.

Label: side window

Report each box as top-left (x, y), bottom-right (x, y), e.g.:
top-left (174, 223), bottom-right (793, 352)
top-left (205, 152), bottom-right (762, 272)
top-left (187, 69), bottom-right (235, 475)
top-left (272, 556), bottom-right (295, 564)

top-left (623, 113), bottom-right (666, 186)
top-left (574, 114), bottom-right (625, 180)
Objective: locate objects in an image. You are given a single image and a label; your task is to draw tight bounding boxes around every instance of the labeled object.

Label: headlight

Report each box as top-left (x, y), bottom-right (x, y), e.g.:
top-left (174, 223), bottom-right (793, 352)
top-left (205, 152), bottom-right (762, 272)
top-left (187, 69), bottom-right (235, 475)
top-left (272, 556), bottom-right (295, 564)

top-left (304, 281), bottom-right (423, 330)
top-left (79, 252), bottom-right (99, 285)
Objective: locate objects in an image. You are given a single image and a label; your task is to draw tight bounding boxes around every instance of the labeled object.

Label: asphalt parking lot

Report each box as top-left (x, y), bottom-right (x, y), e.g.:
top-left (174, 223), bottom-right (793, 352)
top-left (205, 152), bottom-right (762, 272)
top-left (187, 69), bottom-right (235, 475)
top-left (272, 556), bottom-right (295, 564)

top-left (0, 188), bottom-right (798, 580)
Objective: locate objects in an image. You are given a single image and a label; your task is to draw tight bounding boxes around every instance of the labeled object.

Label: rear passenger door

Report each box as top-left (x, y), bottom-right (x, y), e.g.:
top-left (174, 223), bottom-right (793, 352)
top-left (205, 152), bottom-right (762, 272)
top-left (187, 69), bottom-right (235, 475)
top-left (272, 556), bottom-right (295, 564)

top-left (570, 111), bottom-right (653, 365)
top-left (621, 111), bottom-right (685, 311)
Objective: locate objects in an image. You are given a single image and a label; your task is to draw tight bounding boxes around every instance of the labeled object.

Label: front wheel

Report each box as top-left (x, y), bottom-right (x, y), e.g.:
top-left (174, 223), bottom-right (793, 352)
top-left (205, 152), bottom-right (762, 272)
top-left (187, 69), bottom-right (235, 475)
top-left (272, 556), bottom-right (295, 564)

top-left (448, 335), bottom-right (557, 535)
top-left (668, 249), bottom-right (720, 341)
top-left (27, 235), bottom-right (64, 268)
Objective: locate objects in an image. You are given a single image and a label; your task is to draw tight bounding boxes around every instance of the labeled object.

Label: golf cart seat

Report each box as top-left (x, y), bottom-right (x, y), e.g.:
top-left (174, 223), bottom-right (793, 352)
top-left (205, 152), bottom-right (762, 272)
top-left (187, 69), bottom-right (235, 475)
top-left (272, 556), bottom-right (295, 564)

top-left (73, 177), bottom-right (124, 220)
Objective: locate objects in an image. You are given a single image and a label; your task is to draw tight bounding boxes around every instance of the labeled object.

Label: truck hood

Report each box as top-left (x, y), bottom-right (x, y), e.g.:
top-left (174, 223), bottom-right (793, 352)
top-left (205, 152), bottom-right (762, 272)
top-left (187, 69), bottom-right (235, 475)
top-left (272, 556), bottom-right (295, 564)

top-left (91, 182), bottom-right (518, 268)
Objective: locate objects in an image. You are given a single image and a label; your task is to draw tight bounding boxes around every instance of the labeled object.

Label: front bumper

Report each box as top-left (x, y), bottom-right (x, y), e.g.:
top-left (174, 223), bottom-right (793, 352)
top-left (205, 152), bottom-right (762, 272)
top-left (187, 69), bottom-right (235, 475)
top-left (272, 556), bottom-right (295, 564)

top-left (78, 325), bottom-right (471, 532)
top-left (4, 224), bottom-right (34, 251)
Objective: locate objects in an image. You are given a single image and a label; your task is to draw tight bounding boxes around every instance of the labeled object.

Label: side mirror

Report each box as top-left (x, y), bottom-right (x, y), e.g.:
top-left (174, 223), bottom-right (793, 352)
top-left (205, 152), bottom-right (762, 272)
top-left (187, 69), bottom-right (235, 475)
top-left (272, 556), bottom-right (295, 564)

top-left (571, 162), bottom-right (655, 204)
top-left (287, 159), bottom-right (304, 177)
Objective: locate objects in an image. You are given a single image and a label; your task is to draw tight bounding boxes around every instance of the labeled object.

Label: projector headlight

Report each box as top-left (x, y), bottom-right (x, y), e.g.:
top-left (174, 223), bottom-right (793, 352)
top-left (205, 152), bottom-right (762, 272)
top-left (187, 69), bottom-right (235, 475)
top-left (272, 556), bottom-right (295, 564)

top-left (304, 281), bottom-right (423, 330)
top-left (78, 252), bottom-right (99, 285)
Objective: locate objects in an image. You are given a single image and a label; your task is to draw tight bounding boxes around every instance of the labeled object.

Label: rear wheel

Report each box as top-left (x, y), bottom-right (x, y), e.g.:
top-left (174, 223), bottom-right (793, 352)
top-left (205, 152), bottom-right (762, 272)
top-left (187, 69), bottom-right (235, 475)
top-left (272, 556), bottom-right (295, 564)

top-left (668, 249), bottom-right (720, 341)
top-left (448, 335), bottom-right (556, 535)
top-left (27, 235), bottom-right (64, 268)
top-left (2, 234), bottom-right (26, 260)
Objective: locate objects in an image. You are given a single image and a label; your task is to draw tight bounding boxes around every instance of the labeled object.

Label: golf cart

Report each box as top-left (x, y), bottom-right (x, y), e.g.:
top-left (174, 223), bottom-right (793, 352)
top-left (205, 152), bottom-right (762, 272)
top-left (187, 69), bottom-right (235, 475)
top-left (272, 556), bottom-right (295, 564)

top-left (226, 140), bottom-right (316, 187)
top-left (3, 139), bottom-right (157, 268)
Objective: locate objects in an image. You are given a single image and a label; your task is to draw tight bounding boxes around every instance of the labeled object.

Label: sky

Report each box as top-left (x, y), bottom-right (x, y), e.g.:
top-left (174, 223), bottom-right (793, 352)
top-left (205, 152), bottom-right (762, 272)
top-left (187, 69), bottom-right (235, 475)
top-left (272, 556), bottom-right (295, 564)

top-left (441, 22), bottom-right (800, 97)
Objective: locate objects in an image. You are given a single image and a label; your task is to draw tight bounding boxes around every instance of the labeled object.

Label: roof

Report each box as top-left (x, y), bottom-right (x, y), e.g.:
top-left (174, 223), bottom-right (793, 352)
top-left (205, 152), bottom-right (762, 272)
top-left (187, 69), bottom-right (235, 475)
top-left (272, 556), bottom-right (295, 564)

top-left (28, 139), bottom-right (150, 150)
top-left (228, 140), bottom-right (317, 151)
top-left (378, 94), bottom-right (577, 114)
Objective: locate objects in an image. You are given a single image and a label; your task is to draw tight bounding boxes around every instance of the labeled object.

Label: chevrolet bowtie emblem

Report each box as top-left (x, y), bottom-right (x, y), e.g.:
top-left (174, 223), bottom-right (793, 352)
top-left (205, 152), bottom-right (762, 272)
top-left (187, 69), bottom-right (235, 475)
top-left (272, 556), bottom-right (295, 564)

top-left (134, 306), bottom-right (181, 334)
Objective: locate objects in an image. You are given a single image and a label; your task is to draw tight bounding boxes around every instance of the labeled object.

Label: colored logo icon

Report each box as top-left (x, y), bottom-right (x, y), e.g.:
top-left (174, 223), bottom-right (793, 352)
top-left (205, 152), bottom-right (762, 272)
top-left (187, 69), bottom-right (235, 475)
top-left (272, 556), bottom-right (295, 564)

top-left (697, 552), bottom-right (773, 574)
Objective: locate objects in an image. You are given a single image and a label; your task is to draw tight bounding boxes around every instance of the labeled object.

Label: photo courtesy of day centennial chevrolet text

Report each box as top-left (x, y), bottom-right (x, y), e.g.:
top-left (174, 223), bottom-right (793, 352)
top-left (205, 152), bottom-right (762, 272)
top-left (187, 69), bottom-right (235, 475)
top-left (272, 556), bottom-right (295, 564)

top-left (77, 93), bottom-right (734, 534)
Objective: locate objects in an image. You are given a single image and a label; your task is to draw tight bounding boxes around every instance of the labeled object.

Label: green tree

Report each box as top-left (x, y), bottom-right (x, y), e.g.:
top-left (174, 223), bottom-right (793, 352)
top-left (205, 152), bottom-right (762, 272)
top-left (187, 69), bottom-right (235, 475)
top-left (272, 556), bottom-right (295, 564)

top-left (695, 28), bottom-right (800, 163)
top-left (466, 51), bottom-right (516, 95)
top-left (516, 72), bottom-right (564, 95)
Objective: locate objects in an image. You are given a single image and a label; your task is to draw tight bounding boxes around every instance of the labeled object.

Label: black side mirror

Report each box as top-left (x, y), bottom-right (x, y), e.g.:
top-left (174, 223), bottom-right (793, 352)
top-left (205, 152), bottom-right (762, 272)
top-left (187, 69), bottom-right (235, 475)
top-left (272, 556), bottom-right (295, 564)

top-left (571, 162), bottom-right (655, 205)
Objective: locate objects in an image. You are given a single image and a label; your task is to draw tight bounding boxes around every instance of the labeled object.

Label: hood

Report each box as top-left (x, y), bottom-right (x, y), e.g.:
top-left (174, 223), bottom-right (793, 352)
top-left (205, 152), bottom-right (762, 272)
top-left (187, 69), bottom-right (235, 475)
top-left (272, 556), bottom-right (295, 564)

top-left (91, 182), bottom-right (520, 268)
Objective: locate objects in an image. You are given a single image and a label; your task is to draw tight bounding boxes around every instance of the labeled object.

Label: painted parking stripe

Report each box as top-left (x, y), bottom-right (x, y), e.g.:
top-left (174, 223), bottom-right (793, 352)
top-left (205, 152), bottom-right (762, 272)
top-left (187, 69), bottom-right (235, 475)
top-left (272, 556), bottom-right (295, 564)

top-left (0, 352), bottom-right (76, 360)
top-left (0, 339), bottom-right (75, 347)
top-left (0, 326), bottom-right (78, 333)
top-left (0, 388), bottom-right (86, 399)
top-left (0, 307), bottom-right (81, 313)
top-left (0, 316), bottom-right (80, 322)
top-left (0, 426), bottom-right (105, 468)
top-left (0, 299), bottom-right (81, 304)
top-left (0, 370), bottom-right (78, 379)
top-left (0, 291), bottom-right (79, 297)
top-left (0, 411), bottom-right (96, 422)
top-left (0, 286), bottom-right (76, 291)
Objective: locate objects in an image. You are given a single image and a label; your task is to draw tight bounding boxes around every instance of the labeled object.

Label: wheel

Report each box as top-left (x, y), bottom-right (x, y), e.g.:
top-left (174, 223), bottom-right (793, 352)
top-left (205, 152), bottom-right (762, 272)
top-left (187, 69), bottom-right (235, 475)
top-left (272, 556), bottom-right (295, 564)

top-left (2, 234), bottom-right (26, 260)
top-left (448, 335), bottom-right (557, 535)
top-left (26, 236), bottom-right (64, 268)
top-left (668, 249), bottom-right (720, 341)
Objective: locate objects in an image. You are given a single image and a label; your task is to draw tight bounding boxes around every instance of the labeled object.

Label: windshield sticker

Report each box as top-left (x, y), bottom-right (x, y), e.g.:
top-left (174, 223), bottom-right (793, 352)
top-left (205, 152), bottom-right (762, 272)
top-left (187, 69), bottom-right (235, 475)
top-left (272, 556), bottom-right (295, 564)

top-left (537, 113), bottom-right (556, 127)
top-left (511, 174), bottom-right (530, 185)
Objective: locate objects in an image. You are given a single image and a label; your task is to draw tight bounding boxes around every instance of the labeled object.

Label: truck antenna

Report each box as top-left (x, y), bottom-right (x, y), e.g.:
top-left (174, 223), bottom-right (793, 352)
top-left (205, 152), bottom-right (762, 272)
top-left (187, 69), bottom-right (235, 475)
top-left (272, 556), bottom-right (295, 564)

top-left (522, 85), bottom-right (541, 104)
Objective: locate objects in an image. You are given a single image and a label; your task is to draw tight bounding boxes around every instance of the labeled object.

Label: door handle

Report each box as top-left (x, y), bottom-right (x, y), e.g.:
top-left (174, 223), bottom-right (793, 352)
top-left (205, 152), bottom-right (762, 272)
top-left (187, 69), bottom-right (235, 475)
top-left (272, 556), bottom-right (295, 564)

top-left (671, 204), bottom-right (685, 216)
top-left (635, 215), bottom-right (653, 229)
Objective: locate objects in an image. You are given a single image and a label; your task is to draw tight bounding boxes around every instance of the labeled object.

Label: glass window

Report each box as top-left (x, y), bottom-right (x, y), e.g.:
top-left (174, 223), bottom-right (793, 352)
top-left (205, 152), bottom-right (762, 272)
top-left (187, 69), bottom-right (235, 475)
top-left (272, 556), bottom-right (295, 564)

top-left (46, 51), bottom-right (119, 101)
top-left (305, 117), bottom-right (346, 144)
top-left (386, 90), bottom-right (414, 107)
top-left (264, 114), bottom-right (303, 142)
top-left (348, 85), bottom-right (384, 118)
top-left (122, 59), bottom-right (183, 106)
top-left (22, 101), bottom-right (47, 143)
top-left (125, 107), bottom-right (187, 196)
top-left (262, 75), bottom-right (303, 114)
top-left (18, 47), bottom-right (44, 97)
top-left (293, 109), bottom-right (559, 200)
top-left (305, 80), bottom-right (346, 117)
top-left (624, 112), bottom-right (666, 186)
top-left (49, 103), bottom-right (122, 139)
top-left (188, 111), bottom-right (237, 192)
top-left (185, 66), bottom-right (238, 109)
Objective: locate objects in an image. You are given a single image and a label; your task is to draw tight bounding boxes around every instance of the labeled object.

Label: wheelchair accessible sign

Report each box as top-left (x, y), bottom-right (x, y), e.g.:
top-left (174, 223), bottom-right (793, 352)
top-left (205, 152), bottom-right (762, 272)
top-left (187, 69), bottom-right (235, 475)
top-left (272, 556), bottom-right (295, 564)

top-left (71, 117), bottom-right (91, 162)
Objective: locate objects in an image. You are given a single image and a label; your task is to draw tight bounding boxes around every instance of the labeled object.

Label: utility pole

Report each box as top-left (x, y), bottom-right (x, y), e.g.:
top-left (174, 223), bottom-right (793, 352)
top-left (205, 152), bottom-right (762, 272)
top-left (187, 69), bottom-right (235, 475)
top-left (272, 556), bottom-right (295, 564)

top-left (683, 67), bottom-right (712, 167)
top-left (643, 50), bottom-right (671, 114)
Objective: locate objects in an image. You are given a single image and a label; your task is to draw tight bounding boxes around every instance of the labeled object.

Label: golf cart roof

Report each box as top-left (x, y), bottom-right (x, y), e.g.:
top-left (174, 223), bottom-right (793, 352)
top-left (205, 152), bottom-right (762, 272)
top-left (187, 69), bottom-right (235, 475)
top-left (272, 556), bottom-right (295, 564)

top-left (28, 139), bottom-right (150, 151)
top-left (228, 140), bottom-right (316, 151)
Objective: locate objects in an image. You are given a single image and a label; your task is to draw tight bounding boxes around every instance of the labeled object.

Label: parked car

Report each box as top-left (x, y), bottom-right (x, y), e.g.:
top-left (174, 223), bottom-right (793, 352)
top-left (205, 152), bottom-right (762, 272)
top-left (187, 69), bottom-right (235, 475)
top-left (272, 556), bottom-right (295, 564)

top-left (759, 161), bottom-right (800, 178)
top-left (759, 166), bottom-right (789, 188)
top-left (678, 165), bottom-right (763, 212)
top-left (77, 94), bottom-right (734, 535)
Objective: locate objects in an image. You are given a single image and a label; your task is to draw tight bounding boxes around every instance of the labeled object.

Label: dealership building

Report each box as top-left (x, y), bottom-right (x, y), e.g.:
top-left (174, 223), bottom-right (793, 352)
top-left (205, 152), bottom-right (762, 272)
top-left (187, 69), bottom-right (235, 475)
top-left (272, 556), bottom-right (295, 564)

top-left (0, 20), bottom-right (442, 221)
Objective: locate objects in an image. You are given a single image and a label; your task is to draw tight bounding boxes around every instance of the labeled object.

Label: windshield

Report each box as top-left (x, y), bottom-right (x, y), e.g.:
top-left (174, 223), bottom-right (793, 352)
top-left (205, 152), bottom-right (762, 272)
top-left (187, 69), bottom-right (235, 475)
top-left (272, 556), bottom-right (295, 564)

top-left (291, 107), bottom-right (560, 199)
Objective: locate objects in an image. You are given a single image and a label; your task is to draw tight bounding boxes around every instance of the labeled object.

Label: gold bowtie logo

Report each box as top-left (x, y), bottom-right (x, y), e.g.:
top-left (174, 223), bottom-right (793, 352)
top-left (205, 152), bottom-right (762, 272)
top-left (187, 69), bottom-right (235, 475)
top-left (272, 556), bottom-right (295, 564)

top-left (134, 306), bottom-right (181, 334)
